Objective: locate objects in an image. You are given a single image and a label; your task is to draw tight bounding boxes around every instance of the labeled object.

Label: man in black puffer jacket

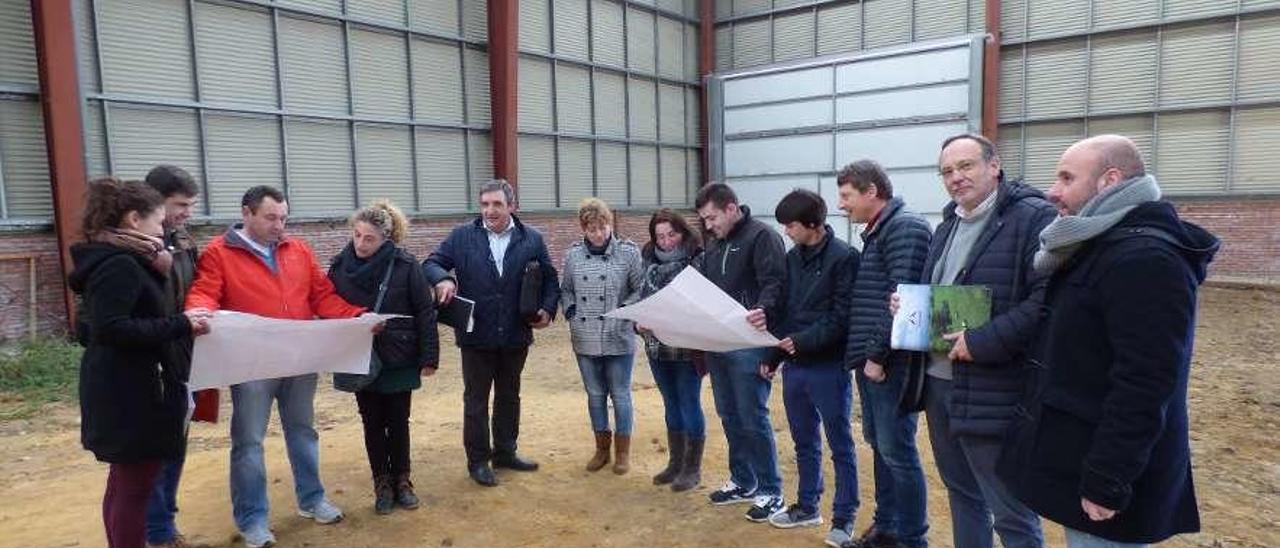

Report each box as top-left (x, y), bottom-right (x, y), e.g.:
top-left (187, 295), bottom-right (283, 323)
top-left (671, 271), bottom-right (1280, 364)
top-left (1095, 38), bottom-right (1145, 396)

top-left (921, 134), bottom-right (1057, 548)
top-left (839, 160), bottom-right (933, 548)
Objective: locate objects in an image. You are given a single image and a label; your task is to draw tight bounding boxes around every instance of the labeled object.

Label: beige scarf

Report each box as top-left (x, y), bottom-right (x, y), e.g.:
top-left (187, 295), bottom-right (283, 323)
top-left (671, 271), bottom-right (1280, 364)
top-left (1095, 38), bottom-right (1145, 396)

top-left (89, 228), bottom-right (174, 276)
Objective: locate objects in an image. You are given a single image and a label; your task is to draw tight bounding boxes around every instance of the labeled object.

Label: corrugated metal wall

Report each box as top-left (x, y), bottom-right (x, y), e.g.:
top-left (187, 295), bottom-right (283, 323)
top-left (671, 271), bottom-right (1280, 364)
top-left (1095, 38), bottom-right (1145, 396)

top-left (0, 0), bottom-right (50, 221)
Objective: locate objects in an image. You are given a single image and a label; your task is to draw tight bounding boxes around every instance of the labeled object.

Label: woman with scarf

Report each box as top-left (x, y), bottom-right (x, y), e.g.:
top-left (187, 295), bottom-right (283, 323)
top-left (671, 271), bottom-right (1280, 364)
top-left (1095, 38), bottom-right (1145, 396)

top-left (561, 198), bottom-right (645, 475)
top-left (328, 200), bottom-right (439, 515)
top-left (69, 177), bottom-right (212, 547)
top-left (638, 209), bottom-right (706, 492)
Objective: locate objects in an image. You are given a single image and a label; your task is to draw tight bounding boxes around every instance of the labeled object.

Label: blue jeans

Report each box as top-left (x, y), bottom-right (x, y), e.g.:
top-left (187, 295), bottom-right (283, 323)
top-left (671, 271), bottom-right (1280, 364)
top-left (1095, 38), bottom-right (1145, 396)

top-left (926, 377), bottom-right (1044, 548)
top-left (706, 347), bottom-right (781, 496)
top-left (575, 353), bottom-right (635, 435)
top-left (782, 363), bottom-right (858, 521)
top-left (144, 451), bottom-right (185, 543)
top-left (230, 374), bottom-right (325, 532)
top-left (857, 364), bottom-right (929, 547)
top-left (1064, 528), bottom-right (1148, 548)
top-left (648, 359), bottom-right (706, 438)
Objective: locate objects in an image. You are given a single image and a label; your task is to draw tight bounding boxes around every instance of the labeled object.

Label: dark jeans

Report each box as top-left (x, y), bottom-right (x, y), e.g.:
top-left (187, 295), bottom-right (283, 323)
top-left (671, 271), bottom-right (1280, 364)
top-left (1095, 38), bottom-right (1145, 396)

top-left (356, 390), bottom-right (413, 477)
top-left (104, 460), bottom-right (162, 548)
top-left (144, 446), bottom-right (186, 544)
top-left (926, 376), bottom-right (1044, 548)
top-left (857, 365), bottom-right (929, 548)
top-left (461, 347), bottom-right (529, 466)
top-left (782, 362), bottom-right (859, 520)
top-left (649, 359), bottom-right (706, 438)
top-left (706, 347), bottom-right (781, 496)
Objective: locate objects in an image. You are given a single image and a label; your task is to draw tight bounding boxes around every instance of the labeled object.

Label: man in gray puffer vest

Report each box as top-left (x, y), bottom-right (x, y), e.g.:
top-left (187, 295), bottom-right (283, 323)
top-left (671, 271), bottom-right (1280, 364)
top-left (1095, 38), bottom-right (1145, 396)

top-left (918, 134), bottom-right (1056, 548)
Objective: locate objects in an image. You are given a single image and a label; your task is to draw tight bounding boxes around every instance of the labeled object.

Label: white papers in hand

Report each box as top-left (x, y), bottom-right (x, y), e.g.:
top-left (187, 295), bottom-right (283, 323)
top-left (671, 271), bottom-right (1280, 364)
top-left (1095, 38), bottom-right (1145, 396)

top-left (605, 266), bottom-right (779, 352)
top-left (189, 311), bottom-right (404, 390)
top-left (890, 284), bottom-right (931, 351)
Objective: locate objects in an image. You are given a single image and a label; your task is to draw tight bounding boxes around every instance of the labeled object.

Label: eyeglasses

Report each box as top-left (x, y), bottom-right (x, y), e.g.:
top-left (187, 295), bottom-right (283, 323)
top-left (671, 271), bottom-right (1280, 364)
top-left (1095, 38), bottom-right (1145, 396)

top-left (938, 159), bottom-right (980, 178)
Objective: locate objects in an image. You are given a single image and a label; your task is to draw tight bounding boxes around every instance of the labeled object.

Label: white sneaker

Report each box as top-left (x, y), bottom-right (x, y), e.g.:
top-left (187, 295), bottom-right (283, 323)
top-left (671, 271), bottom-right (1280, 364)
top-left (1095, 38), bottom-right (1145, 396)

top-left (745, 494), bottom-right (786, 523)
top-left (240, 526), bottom-right (276, 548)
top-left (298, 499), bottom-right (344, 524)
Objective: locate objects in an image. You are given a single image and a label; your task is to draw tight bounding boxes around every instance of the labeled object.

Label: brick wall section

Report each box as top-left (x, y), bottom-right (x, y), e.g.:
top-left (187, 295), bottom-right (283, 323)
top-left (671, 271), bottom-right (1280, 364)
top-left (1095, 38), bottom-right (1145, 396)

top-left (2, 199), bottom-right (1274, 341)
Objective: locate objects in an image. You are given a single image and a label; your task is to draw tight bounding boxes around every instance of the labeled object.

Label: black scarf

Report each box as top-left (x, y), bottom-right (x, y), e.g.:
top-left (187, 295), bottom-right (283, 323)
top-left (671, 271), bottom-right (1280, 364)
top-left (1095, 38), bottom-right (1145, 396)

top-left (337, 240), bottom-right (396, 293)
top-left (586, 236), bottom-right (611, 256)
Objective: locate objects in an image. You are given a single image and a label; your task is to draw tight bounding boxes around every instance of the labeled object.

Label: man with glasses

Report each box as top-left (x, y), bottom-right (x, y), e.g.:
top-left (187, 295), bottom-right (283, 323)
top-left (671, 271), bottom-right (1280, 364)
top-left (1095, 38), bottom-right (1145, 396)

top-left (913, 134), bottom-right (1057, 548)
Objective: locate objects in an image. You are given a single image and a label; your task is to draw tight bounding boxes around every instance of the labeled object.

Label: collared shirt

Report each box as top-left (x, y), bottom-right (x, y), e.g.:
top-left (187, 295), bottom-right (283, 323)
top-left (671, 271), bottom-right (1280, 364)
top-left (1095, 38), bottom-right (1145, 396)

top-left (235, 228), bottom-right (277, 270)
top-left (485, 218), bottom-right (515, 276)
top-left (955, 186), bottom-right (999, 220)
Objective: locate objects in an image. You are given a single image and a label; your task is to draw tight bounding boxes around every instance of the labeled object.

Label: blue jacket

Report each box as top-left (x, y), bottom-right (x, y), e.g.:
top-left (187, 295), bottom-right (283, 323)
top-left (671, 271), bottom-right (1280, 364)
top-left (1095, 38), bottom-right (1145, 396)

top-left (921, 178), bottom-right (1056, 436)
top-left (422, 216), bottom-right (560, 349)
top-left (845, 197), bottom-right (933, 372)
top-left (766, 225), bottom-right (858, 368)
top-left (1006, 202), bottom-right (1216, 543)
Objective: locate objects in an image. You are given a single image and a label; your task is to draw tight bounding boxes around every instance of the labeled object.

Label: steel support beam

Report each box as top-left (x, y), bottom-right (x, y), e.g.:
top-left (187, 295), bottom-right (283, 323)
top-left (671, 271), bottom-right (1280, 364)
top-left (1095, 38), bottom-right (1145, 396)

top-left (983, 0), bottom-right (1002, 140)
top-left (488, 0), bottom-right (519, 188)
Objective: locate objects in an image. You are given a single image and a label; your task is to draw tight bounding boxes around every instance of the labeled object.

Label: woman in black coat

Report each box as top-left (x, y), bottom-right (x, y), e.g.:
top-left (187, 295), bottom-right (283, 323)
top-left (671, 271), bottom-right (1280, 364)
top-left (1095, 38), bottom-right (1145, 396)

top-left (68, 178), bottom-right (210, 547)
top-left (328, 200), bottom-right (439, 515)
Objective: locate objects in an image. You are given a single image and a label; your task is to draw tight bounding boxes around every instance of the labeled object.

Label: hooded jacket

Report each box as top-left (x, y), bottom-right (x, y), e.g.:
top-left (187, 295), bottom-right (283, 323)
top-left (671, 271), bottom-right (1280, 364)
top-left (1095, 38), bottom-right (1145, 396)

top-left (1005, 201), bottom-right (1216, 544)
top-left (69, 242), bottom-right (191, 463)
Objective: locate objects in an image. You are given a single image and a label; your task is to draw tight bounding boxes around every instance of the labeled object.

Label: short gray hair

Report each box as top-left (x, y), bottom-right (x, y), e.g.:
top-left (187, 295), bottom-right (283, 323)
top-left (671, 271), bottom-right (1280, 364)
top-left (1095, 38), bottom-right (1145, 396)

top-left (477, 179), bottom-right (517, 206)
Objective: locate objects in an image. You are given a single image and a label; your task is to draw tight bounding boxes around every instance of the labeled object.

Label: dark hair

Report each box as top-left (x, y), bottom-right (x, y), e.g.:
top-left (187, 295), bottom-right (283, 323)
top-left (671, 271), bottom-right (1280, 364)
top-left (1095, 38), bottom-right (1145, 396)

top-left (645, 208), bottom-right (702, 255)
top-left (774, 189), bottom-right (827, 228)
top-left (144, 164), bottom-right (199, 198)
top-left (836, 160), bottom-right (894, 200)
top-left (478, 179), bottom-right (517, 206)
top-left (241, 185), bottom-right (286, 212)
top-left (81, 177), bottom-right (165, 237)
top-left (694, 182), bottom-right (738, 210)
top-left (941, 133), bottom-right (999, 163)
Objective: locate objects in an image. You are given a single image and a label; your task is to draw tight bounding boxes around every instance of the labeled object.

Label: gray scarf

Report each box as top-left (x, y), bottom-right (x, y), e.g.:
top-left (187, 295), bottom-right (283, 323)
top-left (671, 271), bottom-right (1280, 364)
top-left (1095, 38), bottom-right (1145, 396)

top-left (1033, 174), bottom-right (1162, 274)
top-left (653, 245), bottom-right (689, 264)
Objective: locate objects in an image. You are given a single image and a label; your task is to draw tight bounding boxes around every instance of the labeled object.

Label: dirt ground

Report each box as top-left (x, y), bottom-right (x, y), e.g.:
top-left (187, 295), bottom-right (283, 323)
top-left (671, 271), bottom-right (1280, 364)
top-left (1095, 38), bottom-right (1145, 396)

top-left (0, 286), bottom-right (1276, 548)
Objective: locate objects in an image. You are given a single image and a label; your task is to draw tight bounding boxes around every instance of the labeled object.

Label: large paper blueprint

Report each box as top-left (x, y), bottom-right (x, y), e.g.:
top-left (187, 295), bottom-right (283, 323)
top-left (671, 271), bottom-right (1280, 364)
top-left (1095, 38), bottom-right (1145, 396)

top-left (605, 266), bottom-right (779, 352)
top-left (189, 311), bottom-right (398, 389)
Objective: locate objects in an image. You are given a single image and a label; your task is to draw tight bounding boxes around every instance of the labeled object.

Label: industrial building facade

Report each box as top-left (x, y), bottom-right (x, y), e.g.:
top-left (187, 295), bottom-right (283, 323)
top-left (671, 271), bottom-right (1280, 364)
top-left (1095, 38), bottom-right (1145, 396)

top-left (0, 0), bottom-right (1277, 340)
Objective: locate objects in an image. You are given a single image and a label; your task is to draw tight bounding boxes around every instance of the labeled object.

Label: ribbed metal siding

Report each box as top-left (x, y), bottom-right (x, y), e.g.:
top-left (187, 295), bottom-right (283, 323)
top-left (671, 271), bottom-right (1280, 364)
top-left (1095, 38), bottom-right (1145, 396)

top-left (628, 7), bottom-right (657, 74)
top-left (660, 147), bottom-right (685, 205)
top-left (0, 0), bottom-right (37, 87)
top-left (416, 128), bottom-right (468, 212)
top-left (1021, 121), bottom-right (1083, 190)
top-left (772, 11), bottom-right (814, 63)
top-left (864, 0), bottom-right (911, 50)
top-left (1024, 39), bottom-right (1087, 119)
top-left (351, 28), bottom-right (411, 119)
top-left (594, 71), bottom-right (627, 138)
top-left (556, 64), bottom-right (592, 135)
top-left (412, 40), bottom-right (464, 124)
top-left (412, 0), bottom-right (459, 37)
top-left (732, 18), bottom-right (769, 68)
top-left (285, 118), bottom-right (355, 213)
top-left (1027, 0), bottom-right (1089, 39)
top-left (658, 15), bottom-right (684, 80)
top-left (1093, 0), bottom-right (1159, 30)
top-left (915, 0), bottom-right (968, 42)
top-left (462, 0), bottom-right (488, 42)
top-left (593, 0), bottom-right (625, 67)
top-left (1089, 31), bottom-right (1158, 114)
top-left (279, 16), bottom-right (349, 114)
top-left (279, 0), bottom-right (341, 15)
top-left (348, 0), bottom-right (405, 26)
top-left (658, 83), bottom-right (684, 144)
top-left (1158, 21), bottom-right (1235, 108)
top-left (817, 3), bottom-right (861, 57)
top-left (194, 2), bottom-right (278, 108)
top-left (109, 106), bottom-right (205, 185)
top-left (1155, 111), bottom-right (1230, 194)
top-left (355, 123), bottom-right (415, 207)
top-left (98, 0), bottom-right (194, 100)
top-left (517, 135), bottom-right (556, 209)
top-left (204, 112), bottom-right (283, 217)
top-left (629, 144), bottom-right (658, 205)
top-left (596, 142), bottom-right (628, 206)
top-left (468, 132), bottom-right (494, 187)
top-left (715, 26), bottom-right (733, 71)
top-left (1233, 106), bottom-right (1280, 192)
top-left (520, 0), bottom-right (550, 54)
top-left (1238, 14), bottom-right (1280, 103)
top-left (0, 100), bottom-right (51, 217)
top-left (519, 57), bottom-right (554, 133)
top-left (83, 103), bottom-right (109, 179)
top-left (464, 48), bottom-right (491, 125)
top-left (554, 0), bottom-right (589, 60)
top-left (558, 138), bottom-right (594, 206)
top-left (628, 77), bottom-right (657, 141)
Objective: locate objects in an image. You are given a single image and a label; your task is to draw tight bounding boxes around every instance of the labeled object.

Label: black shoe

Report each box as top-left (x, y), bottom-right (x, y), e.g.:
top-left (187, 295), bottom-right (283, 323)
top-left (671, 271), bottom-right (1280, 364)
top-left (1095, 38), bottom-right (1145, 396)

top-left (469, 464), bottom-right (498, 487)
top-left (492, 453), bottom-right (539, 471)
top-left (373, 475), bottom-right (394, 515)
top-left (394, 473), bottom-right (420, 510)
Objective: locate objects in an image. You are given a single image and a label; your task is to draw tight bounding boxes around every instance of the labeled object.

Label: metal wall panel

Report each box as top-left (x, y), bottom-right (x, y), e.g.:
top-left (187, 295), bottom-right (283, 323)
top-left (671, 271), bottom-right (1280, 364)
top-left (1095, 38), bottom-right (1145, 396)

top-left (1164, 0), bottom-right (1236, 20)
top-left (109, 106), bottom-right (204, 186)
top-left (98, 0), bottom-right (193, 100)
top-left (468, 132), bottom-right (494, 188)
top-left (725, 99), bottom-right (831, 135)
top-left (685, 87), bottom-right (700, 146)
top-left (593, 70), bottom-right (627, 137)
top-left (279, 16), bottom-right (349, 114)
top-left (997, 123), bottom-right (1023, 179)
top-left (1233, 106), bottom-right (1280, 192)
top-left (462, 0), bottom-right (488, 42)
top-left (1238, 14), bottom-right (1280, 102)
top-left (412, 0), bottom-right (460, 37)
top-left (724, 66), bottom-right (831, 107)
top-left (279, 0), bottom-right (341, 15)
top-left (658, 15), bottom-right (685, 79)
top-left (556, 64), bottom-right (592, 135)
top-left (285, 118), bottom-right (355, 213)
top-left (0, 0), bottom-right (37, 87)
top-left (863, 0), bottom-right (912, 50)
top-left (715, 25), bottom-right (733, 71)
top-left (558, 138), bottom-right (594, 206)
top-left (816, 3), bottom-right (861, 57)
top-left (1093, 0), bottom-right (1159, 30)
top-left (517, 135), bottom-right (556, 209)
top-left (415, 128), bottom-right (468, 212)
top-left (916, 0), bottom-right (968, 41)
top-left (658, 83), bottom-right (685, 144)
top-left (194, 2), bottom-right (277, 107)
top-left (83, 102), bottom-right (109, 179)
top-left (596, 142), bottom-right (629, 206)
top-left (355, 123), bottom-right (416, 207)
top-left (351, 28), bottom-right (411, 119)
top-left (1155, 111), bottom-right (1231, 194)
top-left (1022, 120), bottom-right (1084, 190)
top-left (464, 48), bottom-right (491, 125)
top-left (835, 121), bottom-right (969, 170)
top-left (1027, 0), bottom-right (1089, 39)
top-left (998, 48), bottom-right (1024, 120)
top-left (836, 83), bottom-right (970, 124)
top-left (347, 0), bottom-right (406, 26)
top-left (684, 23), bottom-right (699, 81)
top-left (520, 0), bottom-right (550, 54)
top-left (628, 77), bottom-right (658, 140)
top-left (412, 40), bottom-right (464, 124)
top-left (518, 57), bottom-right (554, 132)
top-left (1088, 31), bottom-right (1158, 114)
top-left (1087, 115), bottom-right (1154, 171)
top-left (1024, 39), bottom-right (1087, 118)
top-left (724, 134), bottom-right (833, 177)
top-left (593, 0), bottom-right (626, 67)
top-left (627, 7), bottom-right (657, 74)
top-left (732, 18), bottom-right (770, 67)
top-left (629, 144), bottom-right (659, 205)
top-left (835, 47), bottom-right (970, 94)
top-left (204, 112), bottom-right (282, 216)
top-left (1159, 21), bottom-right (1235, 108)
top-left (660, 147), bottom-right (685, 205)
top-left (0, 100), bottom-right (51, 218)
top-left (772, 11), bottom-right (814, 63)
top-left (554, 0), bottom-right (589, 60)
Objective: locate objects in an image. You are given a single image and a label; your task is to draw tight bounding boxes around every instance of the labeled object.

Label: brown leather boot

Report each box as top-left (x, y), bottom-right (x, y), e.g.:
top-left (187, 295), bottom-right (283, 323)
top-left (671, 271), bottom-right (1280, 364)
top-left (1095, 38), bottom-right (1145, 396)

top-left (586, 430), bottom-right (611, 471)
top-left (612, 434), bottom-right (631, 475)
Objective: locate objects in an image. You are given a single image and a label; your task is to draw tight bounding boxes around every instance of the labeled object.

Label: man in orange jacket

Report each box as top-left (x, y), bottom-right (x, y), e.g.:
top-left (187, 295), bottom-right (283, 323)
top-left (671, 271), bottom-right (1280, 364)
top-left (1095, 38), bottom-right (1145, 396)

top-left (186, 186), bottom-right (364, 548)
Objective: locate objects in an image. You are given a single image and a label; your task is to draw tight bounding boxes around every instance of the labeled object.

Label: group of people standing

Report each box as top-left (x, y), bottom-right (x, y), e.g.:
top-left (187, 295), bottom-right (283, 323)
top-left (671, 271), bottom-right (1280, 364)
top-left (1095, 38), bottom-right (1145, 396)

top-left (71, 130), bottom-right (1214, 548)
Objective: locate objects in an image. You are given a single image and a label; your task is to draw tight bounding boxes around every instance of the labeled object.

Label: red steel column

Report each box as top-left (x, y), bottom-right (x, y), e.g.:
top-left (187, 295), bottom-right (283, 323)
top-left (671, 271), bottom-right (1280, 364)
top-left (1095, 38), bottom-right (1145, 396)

top-left (698, 0), bottom-right (715, 186)
top-left (30, 0), bottom-right (87, 333)
top-left (982, 0), bottom-right (1002, 141)
top-left (488, 0), bottom-right (519, 188)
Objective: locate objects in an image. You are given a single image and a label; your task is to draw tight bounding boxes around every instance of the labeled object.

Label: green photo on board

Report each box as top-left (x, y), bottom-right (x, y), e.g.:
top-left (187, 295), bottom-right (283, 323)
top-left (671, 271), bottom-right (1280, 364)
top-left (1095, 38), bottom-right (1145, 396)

top-left (928, 286), bottom-right (993, 353)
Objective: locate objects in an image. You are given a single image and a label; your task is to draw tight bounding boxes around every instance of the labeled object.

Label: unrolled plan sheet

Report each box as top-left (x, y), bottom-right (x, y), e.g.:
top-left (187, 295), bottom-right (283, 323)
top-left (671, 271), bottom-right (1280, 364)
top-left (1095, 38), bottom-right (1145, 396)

top-left (605, 266), bottom-right (779, 352)
top-left (189, 311), bottom-right (403, 390)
